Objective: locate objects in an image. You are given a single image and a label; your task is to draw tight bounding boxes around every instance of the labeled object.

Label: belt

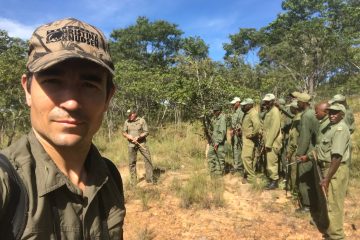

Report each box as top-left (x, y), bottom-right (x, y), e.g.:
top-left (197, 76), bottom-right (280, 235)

top-left (318, 161), bottom-right (346, 168)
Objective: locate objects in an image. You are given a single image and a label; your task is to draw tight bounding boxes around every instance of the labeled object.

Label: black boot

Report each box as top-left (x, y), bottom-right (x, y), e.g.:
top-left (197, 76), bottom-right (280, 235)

top-left (266, 180), bottom-right (278, 190)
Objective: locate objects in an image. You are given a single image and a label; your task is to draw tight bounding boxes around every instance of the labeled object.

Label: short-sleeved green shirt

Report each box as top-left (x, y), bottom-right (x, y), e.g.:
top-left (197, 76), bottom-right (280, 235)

top-left (242, 107), bottom-right (261, 140)
top-left (123, 117), bottom-right (149, 147)
top-left (231, 108), bottom-right (244, 130)
top-left (316, 120), bottom-right (350, 163)
top-left (211, 113), bottom-right (227, 144)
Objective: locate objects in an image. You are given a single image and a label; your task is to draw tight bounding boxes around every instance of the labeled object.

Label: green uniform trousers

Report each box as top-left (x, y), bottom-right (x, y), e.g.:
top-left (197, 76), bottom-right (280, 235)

top-left (232, 135), bottom-right (243, 172)
top-left (241, 138), bottom-right (256, 180)
top-left (266, 146), bottom-right (281, 181)
top-left (128, 144), bottom-right (153, 182)
top-left (322, 164), bottom-right (349, 240)
top-left (208, 144), bottom-right (225, 175)
top-left (297, 161), bottom-right (317, 208)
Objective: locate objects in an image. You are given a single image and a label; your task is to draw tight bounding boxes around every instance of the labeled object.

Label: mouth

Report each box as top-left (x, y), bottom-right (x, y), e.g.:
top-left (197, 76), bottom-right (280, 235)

top-left (54, 119), bottom-right (84, 126)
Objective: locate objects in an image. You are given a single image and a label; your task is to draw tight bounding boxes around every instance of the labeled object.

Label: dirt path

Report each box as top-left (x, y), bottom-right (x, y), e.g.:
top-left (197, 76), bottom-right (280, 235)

top-left (119, 163), bottom-right (360, 240)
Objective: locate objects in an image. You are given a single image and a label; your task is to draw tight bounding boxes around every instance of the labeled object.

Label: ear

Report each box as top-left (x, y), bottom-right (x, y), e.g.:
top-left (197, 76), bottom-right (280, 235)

top-left (21, 74), bottom-right (32, 107)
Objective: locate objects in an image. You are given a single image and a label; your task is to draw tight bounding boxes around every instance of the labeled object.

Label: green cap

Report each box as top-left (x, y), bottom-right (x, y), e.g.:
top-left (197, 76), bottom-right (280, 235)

top-left (230, 97), bottom-right (241, 104)
top-left (262, 93), bottom-right (276, 101)
top-left (287, 100), bottom-right (298, 108)
top-left (296, 93), bottom-right (311, 103)
top-left (327, 103), bottom-right (346, 113)
top-left (329, 94), bottom-right (346, 104)
top-left (289, 91), bottom-right (301, 98)
top-left (278, 98), bottom-right (286, 105)
top-left (240, 98), bottom-right (254, 105)
top-left (212, 104), bottom-right (222, 111)
top-left (27, 18), bottom-right (114, 75)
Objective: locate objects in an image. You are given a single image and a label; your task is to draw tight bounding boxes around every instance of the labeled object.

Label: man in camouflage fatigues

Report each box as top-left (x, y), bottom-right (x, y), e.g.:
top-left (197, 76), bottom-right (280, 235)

top-left (298, 103), bottom-right (350, 239)
top-left (207, 105), bottom-right (227, 176)
top-left (123, 110), bottom-right (154, 183)
top-left (295, 93), bottom-right (319, 212)
top-left (262, 94), bottom-right (283, 190)
top-left (229, 97), bottom-right (244, 174)
top-left (241, 98), bottom-right (261, 183)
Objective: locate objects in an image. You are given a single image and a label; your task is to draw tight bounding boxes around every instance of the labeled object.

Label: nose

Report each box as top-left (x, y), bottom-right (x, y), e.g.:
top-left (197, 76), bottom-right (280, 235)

top-left (58, 87), bottom-right (81, 111)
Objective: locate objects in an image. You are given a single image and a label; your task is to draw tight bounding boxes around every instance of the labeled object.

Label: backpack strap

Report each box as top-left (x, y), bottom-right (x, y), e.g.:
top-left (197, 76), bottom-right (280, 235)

top-left (0, 153), bottom-right (28, 240)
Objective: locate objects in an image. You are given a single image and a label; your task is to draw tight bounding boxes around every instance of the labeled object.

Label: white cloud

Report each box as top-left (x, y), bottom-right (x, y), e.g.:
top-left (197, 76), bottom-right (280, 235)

top-left (0, 18), bottom-right (35, 39)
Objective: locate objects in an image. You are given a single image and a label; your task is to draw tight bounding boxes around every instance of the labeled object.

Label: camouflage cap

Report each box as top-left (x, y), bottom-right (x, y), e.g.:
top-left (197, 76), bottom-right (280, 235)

top-left (26, 18), bottom-right (114, 75)
top-left (262, 93), bottom-right (276, 101)
top-left (240, 98), bottom-right (254, 105)
top-left (296, 93), bottom-right (311, 103)
top-left (328, 94), bottom-right (346, 104)
top-left (327, 103), bottom-right (346, 113)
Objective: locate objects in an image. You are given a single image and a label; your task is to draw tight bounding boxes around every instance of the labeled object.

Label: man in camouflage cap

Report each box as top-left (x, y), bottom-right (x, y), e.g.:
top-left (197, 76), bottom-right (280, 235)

top-left (240, 98), bottom-right (261, 183)
top-left (262, 94), bottom-right (283, 190)
top-left (229, 97), bottom-right (244, 174)
top-left (0, 18), bottom-right (125, 238)
top-left (298, 103), bottom-right (350, 239)
top-left (207, 104), bottom-right (227, 176)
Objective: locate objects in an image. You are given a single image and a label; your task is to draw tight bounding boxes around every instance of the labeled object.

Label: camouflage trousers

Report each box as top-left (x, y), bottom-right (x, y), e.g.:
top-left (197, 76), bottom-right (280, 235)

top-left (321, 164), bottom-right (349, 240)
top-left (128, 144), bottom-right (154, 182)
top-left (207, 144), bottom-right (225, 175)
top-left (231, 135), bottom-right (243, 172)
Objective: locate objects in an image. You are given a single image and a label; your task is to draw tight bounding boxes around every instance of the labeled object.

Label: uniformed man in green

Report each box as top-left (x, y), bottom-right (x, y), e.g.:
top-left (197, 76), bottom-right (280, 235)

top-left (262, 94), bottom-right (283, 189)
top-left (298, 103), bottom-right (350, 239)
top-left (123, 109), bottom-right (154, 183)
top-left (286, 100), bottom-right (302, 193)
top-left (0, 18), bottom-right (125, 238)
top-left (295, 92), bottom-right (319, 212)
top-left (207, 105), bottom-right (227, 176)
top-left (277, 98), bottom-right (294, 177)
top-left (329, 94), bottom-right (355, 134)
top-left (229, 97), bottom-right (244, 174)
top-left (240, 98), bottom-right (261, 183)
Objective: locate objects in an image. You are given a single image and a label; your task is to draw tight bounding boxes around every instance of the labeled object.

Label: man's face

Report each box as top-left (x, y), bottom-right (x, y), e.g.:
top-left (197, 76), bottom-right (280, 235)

top-left (241, 104), bottom-right (252, 112)
top-left (262, 100), bottom-right (272, 111)
top-left (297, 101), bottom-right (306, 110)
top-left (315, 104), bottom-right (328, 120)
top-left (329, 110), bottom-right (343, 124)
top-left (22, 59), bottom-right (113, 149)
top-left (213, 110), bottom-right (221, 116)
top-left (128, 113), bottom-right (137, 121)
top-left (233, 101), bottom-right (240, 110)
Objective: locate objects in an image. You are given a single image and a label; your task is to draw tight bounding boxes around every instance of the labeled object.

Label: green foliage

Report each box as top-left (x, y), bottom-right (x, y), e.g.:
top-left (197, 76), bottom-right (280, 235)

top-left (0, 30), bottom-right (29, 146)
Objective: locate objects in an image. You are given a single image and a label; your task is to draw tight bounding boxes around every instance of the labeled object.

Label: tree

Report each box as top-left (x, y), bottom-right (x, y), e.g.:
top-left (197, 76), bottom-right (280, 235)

top-left (110, 16), bottom-right (183, 67)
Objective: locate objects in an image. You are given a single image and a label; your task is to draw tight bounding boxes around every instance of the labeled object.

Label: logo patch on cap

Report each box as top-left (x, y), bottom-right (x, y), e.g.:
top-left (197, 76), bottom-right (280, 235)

top-left (46, 26), bottom-right (99, 48)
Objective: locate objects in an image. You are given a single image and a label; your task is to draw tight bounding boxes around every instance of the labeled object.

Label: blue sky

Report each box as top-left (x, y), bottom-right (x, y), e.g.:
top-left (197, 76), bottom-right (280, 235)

top-left (0, 0), bottom-right (284, 61)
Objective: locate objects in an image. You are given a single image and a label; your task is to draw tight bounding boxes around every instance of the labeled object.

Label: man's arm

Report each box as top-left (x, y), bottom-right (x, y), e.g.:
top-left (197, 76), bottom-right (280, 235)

top-left (320, 154), bottom-right (342, 193)
top-left (296, 113), bottom-right (312, 155)
top-left (265, 109), bottom-right (281, 149)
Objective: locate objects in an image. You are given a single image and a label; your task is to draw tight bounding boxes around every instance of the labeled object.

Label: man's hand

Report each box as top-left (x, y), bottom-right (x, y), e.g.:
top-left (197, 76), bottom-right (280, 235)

top-left (214, 143), bottom-right (219, 152)
top-left (296, 155), bottom-right (308, 162)
top-left (230, 129), bottom-right (234, 137)
top-left (320, 177), bottom-right (330, 195)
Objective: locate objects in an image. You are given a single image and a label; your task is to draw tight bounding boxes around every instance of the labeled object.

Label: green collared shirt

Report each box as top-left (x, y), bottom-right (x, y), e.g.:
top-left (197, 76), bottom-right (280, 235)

top-left (211, 113), bottom-right (227, 144)
top-left (231, 108), bottom-right (244, 130)
top-left (296, 108), bottom-right (319, 155)
top-left (0, 131), bottom-right (125, 239)
top-left (123, 117), bottom-right (149, 147)
top-left (315, 120), bottom-right (350, 163)
top-left (242, 107), bottom-right (261, 140)
top-left (263, 106), bottom-right (282, 149)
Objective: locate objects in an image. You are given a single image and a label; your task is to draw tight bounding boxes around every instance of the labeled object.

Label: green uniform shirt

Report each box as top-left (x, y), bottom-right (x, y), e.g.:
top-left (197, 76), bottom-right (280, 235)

top-left (211, 113), bottom-right (227, 144)
top-left (287, 112), bottom-right (302, 157)
top-left (231, 108), bottom-right (244, 130)
top-left (316, 120), bottom-right (350, 163)
top-left (0, 131), bottom-right (126, 239)
top-left (263, 106), bottom-right (282, 149)
top-left (242, 107), bottom-right (261, 140)
top-left (317, 116), bottom-right (330, 145)
top-left (123, 117), bottom-right (149, 147)
top-left (296, 108), bottom-right (319, 155)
